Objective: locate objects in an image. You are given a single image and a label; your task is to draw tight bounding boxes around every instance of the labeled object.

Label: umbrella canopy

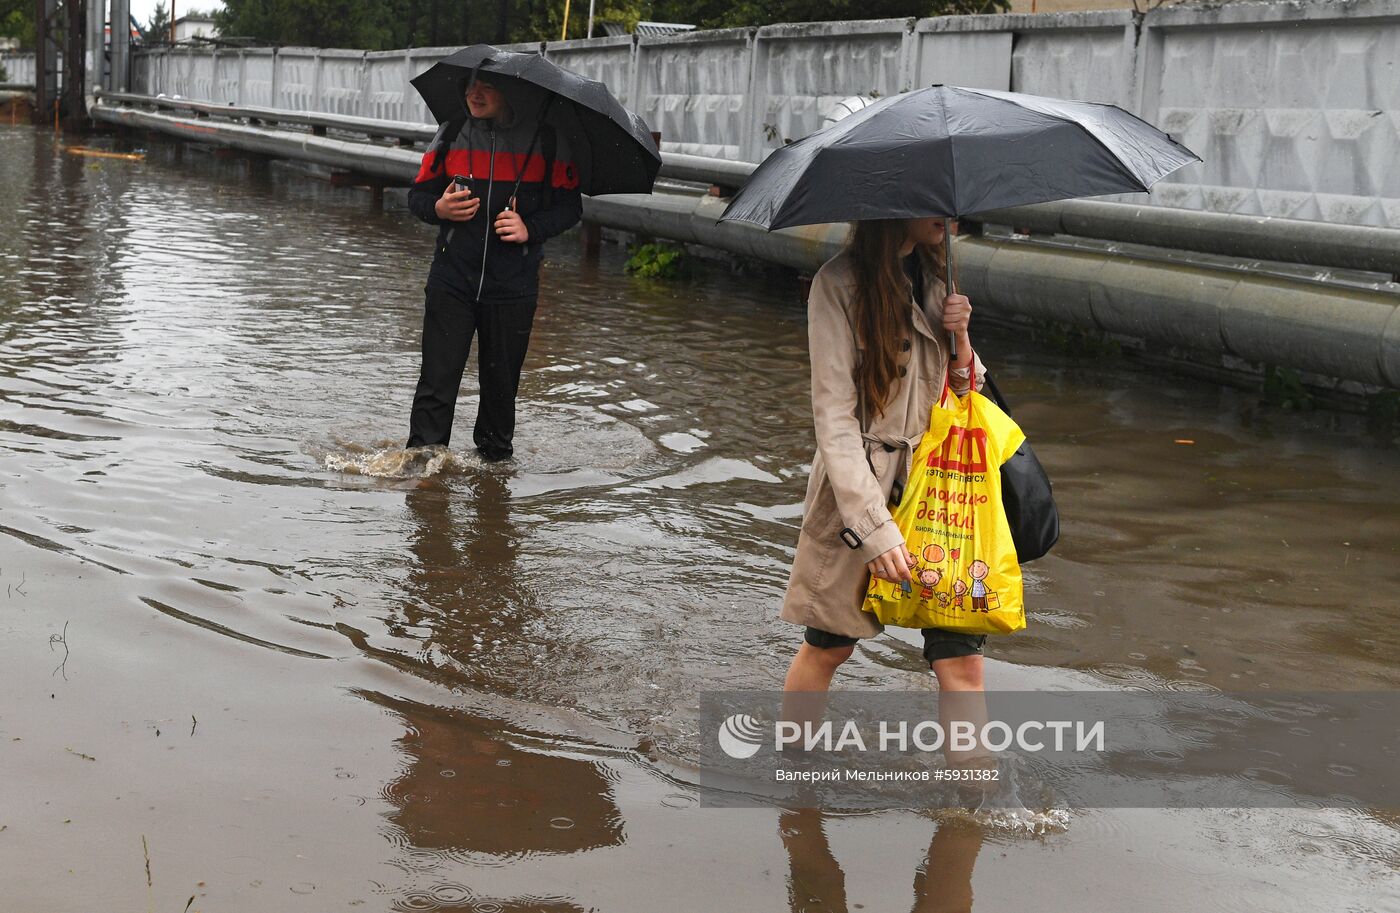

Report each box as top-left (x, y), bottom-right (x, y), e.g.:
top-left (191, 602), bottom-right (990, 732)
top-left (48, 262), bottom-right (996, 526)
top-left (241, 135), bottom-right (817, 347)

top-left (719, 85), bottom-right (1201, 230)
top-left (411, 44), bottom-right (660, 197)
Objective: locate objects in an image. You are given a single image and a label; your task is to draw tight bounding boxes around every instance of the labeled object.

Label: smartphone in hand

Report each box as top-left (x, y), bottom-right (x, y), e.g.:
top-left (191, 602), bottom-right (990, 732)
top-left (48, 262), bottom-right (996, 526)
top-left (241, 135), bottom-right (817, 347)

top-left (451, 174), bottom-right (473, 195)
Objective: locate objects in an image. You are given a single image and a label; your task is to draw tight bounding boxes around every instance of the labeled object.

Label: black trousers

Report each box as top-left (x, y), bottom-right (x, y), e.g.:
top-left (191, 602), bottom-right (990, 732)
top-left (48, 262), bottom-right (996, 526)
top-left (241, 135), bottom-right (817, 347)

top-left (407, 287), bottom-right (538, 460)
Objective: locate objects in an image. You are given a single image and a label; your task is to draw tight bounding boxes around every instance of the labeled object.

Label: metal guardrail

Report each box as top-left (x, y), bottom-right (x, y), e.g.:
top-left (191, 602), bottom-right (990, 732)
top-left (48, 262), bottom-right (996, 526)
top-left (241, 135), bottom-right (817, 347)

top-left (93, 92), bottom-right (1400, 281)
top-left (971, 200), bottom-right (1400, 281)
top-left (83, 95), bottom-right (1400, 389)
top-left (97, 91), bottom-right (436, 143)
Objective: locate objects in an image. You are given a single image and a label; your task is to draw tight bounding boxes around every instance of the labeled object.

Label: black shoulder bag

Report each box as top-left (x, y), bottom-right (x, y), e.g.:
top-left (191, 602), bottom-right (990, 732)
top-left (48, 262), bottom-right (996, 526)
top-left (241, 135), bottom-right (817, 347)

top-left (980, 373), bottom-right (1060, 563)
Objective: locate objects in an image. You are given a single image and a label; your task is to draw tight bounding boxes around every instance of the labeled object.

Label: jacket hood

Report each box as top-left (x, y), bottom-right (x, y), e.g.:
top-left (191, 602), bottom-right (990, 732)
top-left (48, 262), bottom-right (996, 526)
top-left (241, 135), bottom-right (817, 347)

top-left (460, 72), bottom-right (551, 131)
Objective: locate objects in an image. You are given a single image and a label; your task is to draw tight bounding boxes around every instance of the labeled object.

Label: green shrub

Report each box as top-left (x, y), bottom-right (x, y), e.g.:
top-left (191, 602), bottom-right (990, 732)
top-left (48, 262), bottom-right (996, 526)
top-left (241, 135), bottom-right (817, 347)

top-left (624, 241), bottom-right (690, 280)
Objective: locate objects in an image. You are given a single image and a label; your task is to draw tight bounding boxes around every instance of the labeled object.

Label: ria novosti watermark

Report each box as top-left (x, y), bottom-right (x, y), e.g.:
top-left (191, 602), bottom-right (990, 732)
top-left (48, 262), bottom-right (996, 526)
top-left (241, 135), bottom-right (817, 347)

top-left (699, 691), bottom-right (1400, 810)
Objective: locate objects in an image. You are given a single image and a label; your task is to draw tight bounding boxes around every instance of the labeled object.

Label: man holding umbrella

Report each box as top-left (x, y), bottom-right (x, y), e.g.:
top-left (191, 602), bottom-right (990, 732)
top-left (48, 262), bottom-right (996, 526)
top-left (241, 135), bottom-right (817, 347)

top-left (405, 46), bottom-right (661, 462)
top-left (406, 74), bottom-right (582, 461)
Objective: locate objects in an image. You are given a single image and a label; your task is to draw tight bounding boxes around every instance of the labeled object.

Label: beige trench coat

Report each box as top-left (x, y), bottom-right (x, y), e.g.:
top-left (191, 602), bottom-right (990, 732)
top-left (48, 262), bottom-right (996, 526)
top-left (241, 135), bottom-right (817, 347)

top-left (780, 247), bottom-right (986, 639)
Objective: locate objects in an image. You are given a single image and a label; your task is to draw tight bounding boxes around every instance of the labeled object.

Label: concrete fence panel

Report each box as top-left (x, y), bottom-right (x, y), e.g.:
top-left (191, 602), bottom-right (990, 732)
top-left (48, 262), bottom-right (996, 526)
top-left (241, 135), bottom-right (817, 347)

top-left (214, 51), bottom-right (241, 104)
top-left (635, 29), bottom-right (755, 160)
top-left (912, 16), bottom-right (1013, 91)
top-left (543, 35), bottom-right (636, 108)
top-left (319, 49), bottom-right (368, 116)
top-left (240, 50), bottom-right (276, 107)
top-left (1007, 11), bottom-right (1136, 106)
top-left (1, 51), bottom-right (37, 85)
top-left (276, 48), bottom-right (319, 112)
top-left (364, 51), bottom-right (410, 121)
top-left (1141, 0), bottom-right (1400, 227)
top-left (752, 20), bottom-right (911, 161)
top-left (187, 51), bottom-right (217, 102)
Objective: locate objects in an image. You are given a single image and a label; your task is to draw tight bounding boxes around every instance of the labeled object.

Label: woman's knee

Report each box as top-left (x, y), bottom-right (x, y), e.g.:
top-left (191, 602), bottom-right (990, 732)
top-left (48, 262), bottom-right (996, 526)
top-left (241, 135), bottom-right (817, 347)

top-left (931, 653), bottom-right (983, 690)
top-left (801, 640), bottom-right (855, 669)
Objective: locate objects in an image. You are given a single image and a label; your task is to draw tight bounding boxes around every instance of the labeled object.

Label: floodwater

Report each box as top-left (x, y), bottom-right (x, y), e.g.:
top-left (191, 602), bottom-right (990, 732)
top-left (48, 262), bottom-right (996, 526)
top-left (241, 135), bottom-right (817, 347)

top-left (2, 125), bottom-right (1398, 911)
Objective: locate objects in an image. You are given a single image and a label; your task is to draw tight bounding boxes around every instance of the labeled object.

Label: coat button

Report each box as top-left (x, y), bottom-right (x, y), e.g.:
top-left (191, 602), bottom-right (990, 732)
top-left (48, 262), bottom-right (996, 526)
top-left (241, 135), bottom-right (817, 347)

top-left (899, 365), bottom-right (908, 377)
top-left (902, 338), bottom-right (911, 351)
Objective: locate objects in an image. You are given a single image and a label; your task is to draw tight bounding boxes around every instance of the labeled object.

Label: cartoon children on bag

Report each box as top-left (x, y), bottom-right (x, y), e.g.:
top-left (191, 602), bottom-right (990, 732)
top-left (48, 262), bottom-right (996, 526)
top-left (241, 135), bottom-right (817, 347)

top-left (968, 560), bottom-right (992, 612)
top-left (915, 544), bottom-right (946, 606)
top-left (916, 566), bottom-right (942, 601)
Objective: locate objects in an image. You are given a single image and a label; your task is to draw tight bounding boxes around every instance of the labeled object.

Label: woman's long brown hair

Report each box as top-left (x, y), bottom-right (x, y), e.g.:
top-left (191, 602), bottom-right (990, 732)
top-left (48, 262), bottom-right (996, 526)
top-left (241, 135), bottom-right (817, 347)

top-left (848, 220), bottom-right (946, 418)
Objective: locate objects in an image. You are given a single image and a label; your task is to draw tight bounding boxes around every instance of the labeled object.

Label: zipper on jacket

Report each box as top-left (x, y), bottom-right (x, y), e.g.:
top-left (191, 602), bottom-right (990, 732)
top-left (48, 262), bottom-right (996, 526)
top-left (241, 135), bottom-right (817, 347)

top-left (475, 129), bottom-right (497, 303)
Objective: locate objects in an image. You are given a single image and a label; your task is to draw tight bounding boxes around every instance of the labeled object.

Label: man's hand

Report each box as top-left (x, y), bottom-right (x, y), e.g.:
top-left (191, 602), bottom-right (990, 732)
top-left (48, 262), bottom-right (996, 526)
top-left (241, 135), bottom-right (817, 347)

top-left (867, 544), bottom-right (916, 583)
top-left (435, 185), bottom-right (479, 222)
top-left (494, 204), bottom-right (529, 244)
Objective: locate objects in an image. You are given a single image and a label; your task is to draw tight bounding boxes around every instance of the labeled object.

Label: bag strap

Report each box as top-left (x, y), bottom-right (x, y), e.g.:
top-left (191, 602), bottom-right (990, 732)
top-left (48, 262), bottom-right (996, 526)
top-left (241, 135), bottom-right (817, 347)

top-left (506, 95), bottom-right (557, 209)
top-left (980, 372), bottom-right (1012, 416)
top-left (540, 122), bottom-right (558, 208)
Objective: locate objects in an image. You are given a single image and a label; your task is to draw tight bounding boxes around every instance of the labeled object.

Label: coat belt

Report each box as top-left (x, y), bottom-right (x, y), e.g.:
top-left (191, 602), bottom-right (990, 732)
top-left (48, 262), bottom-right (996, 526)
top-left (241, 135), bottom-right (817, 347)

top-left (861, 430), bottom-right (921, 502)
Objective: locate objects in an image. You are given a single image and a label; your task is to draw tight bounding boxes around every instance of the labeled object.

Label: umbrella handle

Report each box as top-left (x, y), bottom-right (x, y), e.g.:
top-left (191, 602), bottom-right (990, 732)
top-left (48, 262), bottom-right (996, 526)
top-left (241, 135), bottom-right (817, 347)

top-left (944, 228), bottom-right (958, 360)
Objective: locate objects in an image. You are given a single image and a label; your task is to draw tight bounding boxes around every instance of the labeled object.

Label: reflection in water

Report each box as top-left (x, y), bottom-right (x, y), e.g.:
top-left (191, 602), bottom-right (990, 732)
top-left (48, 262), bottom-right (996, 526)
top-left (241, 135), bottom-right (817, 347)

top-left (397, 472), bottom-right (537, 696)
top-left (779, 808), bottom-right (986, 913)
top-left (911, 821), bottom-right (985, 913)
top-left (373, 693), bottom-right (623, 860)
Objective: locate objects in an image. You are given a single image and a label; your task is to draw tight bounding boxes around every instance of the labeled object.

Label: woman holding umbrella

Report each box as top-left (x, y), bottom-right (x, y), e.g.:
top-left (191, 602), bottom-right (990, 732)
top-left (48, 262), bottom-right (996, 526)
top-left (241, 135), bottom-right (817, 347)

top-left (720, 85), bottom-right (1197, 708)
top-left (780, 217), bottom-right (989, 695)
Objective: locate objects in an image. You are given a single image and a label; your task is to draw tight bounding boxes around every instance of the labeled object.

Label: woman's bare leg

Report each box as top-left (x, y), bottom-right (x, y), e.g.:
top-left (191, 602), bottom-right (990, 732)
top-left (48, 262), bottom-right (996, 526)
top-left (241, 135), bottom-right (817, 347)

top-left (783, 641), bottom-right (854, 693)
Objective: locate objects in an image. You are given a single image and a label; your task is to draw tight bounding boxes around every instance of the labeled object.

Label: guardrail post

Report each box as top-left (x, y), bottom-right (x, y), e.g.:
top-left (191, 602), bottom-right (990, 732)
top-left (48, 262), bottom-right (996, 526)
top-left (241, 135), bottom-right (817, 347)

top-left (626, 35), bottom-right (641, 116)
top-left (1133, 9), bottom-right (1165, 126)
top-left (312, 49), bottom-right (323, 113)
top-left (356, 54), bottom-right (368, 118)
top-left (898, 22), bottom-right (917, 93)
top-left (270, 48), bottom-right (280, 109)
top-left (740, 29), bottom-right (767, 163)
top-left (237, 51), bottom-right (246, 106)
top-left (403, 49), bottom-right (413, 123)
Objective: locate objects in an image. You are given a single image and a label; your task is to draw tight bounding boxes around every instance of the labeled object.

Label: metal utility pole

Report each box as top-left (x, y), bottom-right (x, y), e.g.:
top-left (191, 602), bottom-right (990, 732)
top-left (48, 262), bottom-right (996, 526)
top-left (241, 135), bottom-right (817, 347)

top-left (62, 0), bottom-right (86, 130)
top-left (587, 0), bottom-right (595, 39)
top-left (84, 0), bottom-right (101, 102)
top-left (33, 0), bottom-right (59, 126)
top-left (111, 0), bottom-right (132, 93)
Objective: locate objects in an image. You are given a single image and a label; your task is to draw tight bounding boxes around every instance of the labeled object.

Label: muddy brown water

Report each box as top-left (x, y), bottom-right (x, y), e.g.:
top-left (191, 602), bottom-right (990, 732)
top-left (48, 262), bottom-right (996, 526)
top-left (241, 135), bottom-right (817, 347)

top-left (2, 126), bottom-right (1398, 911)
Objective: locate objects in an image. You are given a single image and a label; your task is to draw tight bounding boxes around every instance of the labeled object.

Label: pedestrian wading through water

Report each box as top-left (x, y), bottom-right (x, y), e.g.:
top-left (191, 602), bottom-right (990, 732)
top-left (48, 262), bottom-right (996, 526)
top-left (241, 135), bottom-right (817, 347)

top-left (406, 73), bottom-right (583, 461)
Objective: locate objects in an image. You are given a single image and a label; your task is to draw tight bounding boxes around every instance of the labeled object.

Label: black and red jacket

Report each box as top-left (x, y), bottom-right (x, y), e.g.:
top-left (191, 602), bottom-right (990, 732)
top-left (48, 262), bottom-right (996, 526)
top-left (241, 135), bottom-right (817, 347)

top-left (408, 106), bottom-right (583, 304)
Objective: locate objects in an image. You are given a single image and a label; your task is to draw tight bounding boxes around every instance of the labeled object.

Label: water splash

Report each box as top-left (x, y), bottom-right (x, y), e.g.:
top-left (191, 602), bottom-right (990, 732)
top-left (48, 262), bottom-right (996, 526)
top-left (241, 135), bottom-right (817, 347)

top-left (939, 755), bottom-right (1073, 836)
top-left (324, 443), bottom-right (474, 479)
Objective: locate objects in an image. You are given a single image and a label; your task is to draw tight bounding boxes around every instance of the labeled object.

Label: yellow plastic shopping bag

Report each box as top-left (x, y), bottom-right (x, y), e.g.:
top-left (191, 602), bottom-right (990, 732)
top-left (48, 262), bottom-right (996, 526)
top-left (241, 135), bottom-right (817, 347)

top-left (863, 388), bottom-right (1028, 635)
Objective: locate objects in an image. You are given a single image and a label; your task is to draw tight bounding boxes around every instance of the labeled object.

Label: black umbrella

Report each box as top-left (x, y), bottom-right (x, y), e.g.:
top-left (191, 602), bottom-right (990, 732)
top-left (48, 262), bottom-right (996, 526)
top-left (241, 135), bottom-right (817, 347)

top-left (411, 44), bottom-right (660, 197)
top-left (719, 85), bottom-right (1201, 355)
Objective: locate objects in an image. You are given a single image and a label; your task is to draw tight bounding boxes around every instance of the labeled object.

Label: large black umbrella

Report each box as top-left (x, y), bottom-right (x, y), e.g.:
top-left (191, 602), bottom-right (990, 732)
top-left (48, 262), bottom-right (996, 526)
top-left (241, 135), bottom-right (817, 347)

top-left (720, 86), bottom-right (1199, 356)
top-left (411, 44), bottom-right (660, 197)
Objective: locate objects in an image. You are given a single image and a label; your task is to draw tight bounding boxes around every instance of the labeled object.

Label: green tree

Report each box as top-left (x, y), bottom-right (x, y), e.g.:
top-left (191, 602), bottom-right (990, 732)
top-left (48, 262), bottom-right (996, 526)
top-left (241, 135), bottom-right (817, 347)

top-left (646, 0), bottom-right (1009, 29)
top-left (144, 1), bottom-right (171, 42)
top-left (215, 0), bottom-right (399, 49)
top-left (210, 0), bottom-right (1011, 51)
top-left (0, 0), bottom-right (35, 49)
top-left (522, 0), bottom-right (643, 42)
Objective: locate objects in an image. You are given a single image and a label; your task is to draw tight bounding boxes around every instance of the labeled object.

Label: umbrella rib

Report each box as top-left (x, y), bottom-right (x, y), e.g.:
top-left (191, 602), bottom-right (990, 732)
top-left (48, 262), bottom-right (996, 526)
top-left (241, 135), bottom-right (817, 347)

top-left (1048, 109), bottom-right (1154, 194)
top-left (942, 89), bottom-right (959, 218)
top-left (965, 88), bottom-right (1167, 191)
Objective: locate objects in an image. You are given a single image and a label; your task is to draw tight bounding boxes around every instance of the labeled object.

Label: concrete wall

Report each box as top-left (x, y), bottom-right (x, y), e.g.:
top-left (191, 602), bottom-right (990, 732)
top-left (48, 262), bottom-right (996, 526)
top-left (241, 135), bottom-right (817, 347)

top-left (1, 51), bottom-right (37, 86)
top-left (123, 0), bottom-right (1400, 228)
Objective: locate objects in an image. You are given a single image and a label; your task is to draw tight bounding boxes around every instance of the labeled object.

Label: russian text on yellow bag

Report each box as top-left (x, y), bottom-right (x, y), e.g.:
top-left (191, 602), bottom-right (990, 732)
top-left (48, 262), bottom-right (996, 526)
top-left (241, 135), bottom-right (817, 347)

top-left (863, 390), bottom-right (1028, 635)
